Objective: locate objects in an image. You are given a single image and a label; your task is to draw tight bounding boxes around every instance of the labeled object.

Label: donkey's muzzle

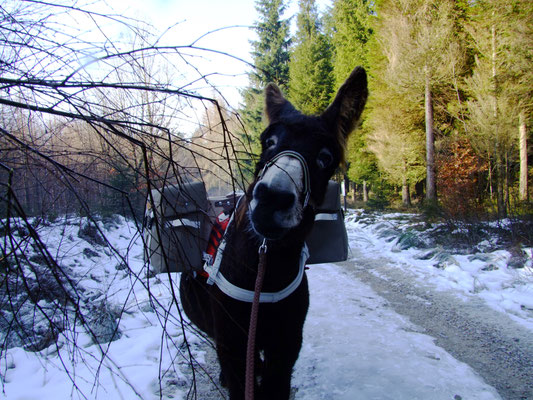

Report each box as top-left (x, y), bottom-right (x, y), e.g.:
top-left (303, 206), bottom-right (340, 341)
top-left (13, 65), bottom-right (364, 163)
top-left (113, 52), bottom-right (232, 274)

top-left (254, 182), bottom-right (296, 210)
top-left (251, 183), bottom-right (296, 239)
top-left (249, 152), bottom-right (307, 239)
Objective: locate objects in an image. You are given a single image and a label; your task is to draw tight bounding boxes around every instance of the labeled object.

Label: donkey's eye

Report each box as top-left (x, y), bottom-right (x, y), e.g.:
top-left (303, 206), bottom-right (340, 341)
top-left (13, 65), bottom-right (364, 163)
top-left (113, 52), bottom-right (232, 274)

top-left (264, 136), bottom-right (277, 149)
top-left (317, 149), bottom-right (333, 169)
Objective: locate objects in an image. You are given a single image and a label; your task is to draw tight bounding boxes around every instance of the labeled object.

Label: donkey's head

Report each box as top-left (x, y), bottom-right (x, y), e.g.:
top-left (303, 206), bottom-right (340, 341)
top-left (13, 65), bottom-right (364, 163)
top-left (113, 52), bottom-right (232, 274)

top-left (249, 66), bottom-right (368, 240)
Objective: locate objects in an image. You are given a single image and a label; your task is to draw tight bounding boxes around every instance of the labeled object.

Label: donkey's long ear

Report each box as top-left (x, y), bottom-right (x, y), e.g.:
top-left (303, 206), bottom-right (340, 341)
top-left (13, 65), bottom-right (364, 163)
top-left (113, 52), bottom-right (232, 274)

top-left (322, 66), bottom-right (368, 141)
top-left (265, 83), bottom-right (298, 124)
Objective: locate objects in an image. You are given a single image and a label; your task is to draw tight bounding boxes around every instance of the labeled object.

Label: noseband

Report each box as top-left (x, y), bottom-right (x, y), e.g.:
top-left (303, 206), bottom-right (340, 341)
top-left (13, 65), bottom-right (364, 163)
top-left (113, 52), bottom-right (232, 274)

top-left (257, 150), bottom-right (311, 208)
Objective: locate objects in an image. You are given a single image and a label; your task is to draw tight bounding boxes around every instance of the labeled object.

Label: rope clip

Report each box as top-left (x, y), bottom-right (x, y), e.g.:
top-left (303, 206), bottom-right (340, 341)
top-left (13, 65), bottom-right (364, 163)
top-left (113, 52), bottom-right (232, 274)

top-left (258, 238), bottom-right (267, 254)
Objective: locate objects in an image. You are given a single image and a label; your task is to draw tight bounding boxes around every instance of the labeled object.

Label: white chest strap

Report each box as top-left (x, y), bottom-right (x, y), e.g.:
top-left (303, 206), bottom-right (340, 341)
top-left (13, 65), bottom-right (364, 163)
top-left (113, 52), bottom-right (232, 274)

top-left (204, 242), bottom-right (308, 303)
top-left (203, 211), bottom-right (309, 303)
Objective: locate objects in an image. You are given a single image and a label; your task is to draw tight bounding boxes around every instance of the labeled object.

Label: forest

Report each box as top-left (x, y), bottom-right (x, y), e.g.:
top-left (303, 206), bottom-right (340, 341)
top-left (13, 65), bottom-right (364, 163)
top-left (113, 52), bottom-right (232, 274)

top-left (0, 0), bottom-right (531, 223)
top-left (241, 0), bottom-right (532, 220)
top-left (0, 2), bottom-right (531, 398)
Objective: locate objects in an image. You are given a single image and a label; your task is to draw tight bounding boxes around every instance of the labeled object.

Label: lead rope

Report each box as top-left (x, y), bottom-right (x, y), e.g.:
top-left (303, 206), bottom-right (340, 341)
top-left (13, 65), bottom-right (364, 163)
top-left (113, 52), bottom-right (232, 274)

top-left (245, 238), bottom-right (268, 400)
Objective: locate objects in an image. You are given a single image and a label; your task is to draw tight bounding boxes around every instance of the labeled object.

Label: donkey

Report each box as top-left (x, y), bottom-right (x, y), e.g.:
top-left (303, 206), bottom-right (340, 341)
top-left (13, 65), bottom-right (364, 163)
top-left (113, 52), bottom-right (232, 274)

top-left (180, 66), bottom-right (367, 399)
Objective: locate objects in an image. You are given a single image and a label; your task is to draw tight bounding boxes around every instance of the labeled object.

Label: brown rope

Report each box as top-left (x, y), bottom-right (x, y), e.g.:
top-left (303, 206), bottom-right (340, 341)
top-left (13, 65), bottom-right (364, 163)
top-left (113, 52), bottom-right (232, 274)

top-left (245, 239), bottom-right (268, 400)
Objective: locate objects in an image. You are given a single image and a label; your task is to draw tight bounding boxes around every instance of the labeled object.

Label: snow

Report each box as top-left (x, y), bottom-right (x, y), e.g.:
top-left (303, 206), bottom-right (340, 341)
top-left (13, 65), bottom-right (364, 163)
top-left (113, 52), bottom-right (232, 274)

top-left (295, 263), bottom-right (499, 400)
top-left (346, 211), bottom-right (533, 331)
top-left (2, 210), bottom-right (530, 398)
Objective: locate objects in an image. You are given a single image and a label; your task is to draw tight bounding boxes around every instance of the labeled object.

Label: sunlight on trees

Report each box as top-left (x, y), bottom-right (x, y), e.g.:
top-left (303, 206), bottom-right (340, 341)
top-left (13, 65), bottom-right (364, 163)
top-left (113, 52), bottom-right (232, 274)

top-left (370, 0), bottom-right (469, 204)
top-left (465, 0), bottom-right (532, 215)
top-left (0, 0), bottom-right (531, 398)
top-left (288, 0), bottom-right (334, 115)
top-left (237, 0), bottom-right (532, 212)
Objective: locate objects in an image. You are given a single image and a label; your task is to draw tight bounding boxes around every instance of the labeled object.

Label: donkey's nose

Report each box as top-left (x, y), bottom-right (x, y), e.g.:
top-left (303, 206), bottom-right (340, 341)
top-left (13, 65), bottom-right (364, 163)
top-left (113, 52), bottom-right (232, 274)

top-left (254, 182), bottom-right (296, 211)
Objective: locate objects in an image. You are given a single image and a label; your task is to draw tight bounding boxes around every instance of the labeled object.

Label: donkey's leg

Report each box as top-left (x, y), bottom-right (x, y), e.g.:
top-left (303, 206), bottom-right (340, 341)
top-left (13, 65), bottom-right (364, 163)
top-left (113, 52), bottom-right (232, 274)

top-left (210, 297), bottom-right (252, 400)
top-left (258, 330), bottom-right (303, 400)
top-left (259, 281), bottom-right (309, 400)
top-left (215, 333), bottom-right (248, 400)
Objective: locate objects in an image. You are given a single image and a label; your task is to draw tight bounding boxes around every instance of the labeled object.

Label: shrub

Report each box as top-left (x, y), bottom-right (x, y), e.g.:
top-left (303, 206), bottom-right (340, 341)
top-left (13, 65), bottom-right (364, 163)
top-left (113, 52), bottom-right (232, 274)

top-left (437, 139), bottom-right (487, 220)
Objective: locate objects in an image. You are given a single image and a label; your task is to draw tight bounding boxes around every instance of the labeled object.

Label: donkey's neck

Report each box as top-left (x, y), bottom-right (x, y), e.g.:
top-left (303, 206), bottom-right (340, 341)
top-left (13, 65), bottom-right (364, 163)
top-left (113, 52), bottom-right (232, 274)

top-left (219, 198), bottom-right (310, 293)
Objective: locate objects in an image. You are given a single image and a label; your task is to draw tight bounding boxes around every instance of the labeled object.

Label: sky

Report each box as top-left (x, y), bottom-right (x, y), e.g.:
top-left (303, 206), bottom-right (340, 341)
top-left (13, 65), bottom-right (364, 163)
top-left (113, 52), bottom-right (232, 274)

top-left (102, 0), bottom-right (332, 108)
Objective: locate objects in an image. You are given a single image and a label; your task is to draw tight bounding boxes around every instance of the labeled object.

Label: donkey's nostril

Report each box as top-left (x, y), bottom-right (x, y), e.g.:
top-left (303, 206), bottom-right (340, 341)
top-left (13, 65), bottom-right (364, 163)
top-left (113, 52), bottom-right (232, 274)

top-left (254, 182), bottom-right (296, 210)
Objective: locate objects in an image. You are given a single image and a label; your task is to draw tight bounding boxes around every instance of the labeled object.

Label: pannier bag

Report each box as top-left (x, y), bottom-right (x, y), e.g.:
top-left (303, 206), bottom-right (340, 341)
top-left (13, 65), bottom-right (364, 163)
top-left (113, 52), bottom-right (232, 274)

top-left (144, 181), bottom-right (212, 273)
top-left (144, 180), bottom-right (348, 273)
top-left (306, 180), bottom-right (349, 264)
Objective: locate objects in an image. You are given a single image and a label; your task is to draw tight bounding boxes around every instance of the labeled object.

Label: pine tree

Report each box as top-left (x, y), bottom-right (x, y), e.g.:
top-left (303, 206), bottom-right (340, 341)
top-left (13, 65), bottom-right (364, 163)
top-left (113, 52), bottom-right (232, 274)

top-left (240, 0), bottom-right (291, 157)
top-left (465, 0), bottom-right (532, 210)
top-left (371, 0), bottom-right (467, 204)
top-left (329, 0), bottom-right (375, 200)
top-left (367, 80), bottom-right (426, 206)
top-left (330, 0), bottom-right (373, 89)
top-left (345, 131), bottom-right (379, 202)
top-left (250, 0), bottom-right (291, 89)
top-left (288, 0), bottom-right (334, 115)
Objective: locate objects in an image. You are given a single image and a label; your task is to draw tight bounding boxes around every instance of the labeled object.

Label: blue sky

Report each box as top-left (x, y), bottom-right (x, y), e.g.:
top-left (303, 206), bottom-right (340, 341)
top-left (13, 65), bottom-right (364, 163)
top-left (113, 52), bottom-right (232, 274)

top-left (105, 0), bottom-right (332, 107)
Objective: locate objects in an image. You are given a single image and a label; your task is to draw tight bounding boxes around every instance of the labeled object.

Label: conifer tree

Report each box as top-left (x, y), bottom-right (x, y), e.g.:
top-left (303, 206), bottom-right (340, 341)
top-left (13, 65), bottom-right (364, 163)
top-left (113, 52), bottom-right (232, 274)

top-left (465, 0), bottom-right (532, 211)
top-left (371, 0), bottom-right (467, 203)
top-left (330, 0), bottom-right (373, 89)
top-left (330, 0), bottom-right (375, 200)
top-left (241, 0), bottom-right (291, 156)
top-left (367, 80), bottom-right (426, 206)
top-left (288, 0), bottom-right (334, 115)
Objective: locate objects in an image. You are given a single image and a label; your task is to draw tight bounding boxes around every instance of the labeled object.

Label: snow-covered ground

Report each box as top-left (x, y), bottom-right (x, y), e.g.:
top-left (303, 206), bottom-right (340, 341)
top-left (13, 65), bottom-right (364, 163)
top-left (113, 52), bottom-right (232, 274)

top-left (294, 263), bottom-right (500, 400)
top-left (346, 211), bottom-right (533, 331)
top-left (1, 211), bottom-right (531, 399)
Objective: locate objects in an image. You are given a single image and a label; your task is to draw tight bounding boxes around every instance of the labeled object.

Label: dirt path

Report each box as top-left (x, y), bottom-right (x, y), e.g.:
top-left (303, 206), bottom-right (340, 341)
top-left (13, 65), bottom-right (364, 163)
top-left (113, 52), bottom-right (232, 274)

top-left (336, 245), bottom-right (533, 400)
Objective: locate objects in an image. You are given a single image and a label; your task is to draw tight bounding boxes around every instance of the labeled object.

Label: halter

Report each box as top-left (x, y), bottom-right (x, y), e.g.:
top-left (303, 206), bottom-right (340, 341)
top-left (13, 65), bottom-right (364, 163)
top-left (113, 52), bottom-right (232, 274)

top-left (258, 150), bottom-right (311, 208)
top-left (204, 150), bottom-right (312, 303)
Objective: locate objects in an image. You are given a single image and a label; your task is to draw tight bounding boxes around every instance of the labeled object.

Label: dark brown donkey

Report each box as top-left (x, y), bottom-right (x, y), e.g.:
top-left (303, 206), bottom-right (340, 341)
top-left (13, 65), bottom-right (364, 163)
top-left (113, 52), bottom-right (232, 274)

top-left (180, 66), bottom-right (368, 399)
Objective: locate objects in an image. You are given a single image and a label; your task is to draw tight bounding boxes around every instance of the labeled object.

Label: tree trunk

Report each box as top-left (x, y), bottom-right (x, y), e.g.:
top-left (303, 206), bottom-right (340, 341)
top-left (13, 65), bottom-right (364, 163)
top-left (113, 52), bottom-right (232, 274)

top-left (24, 173), bottom-right (32, 214)
top-left (402, 159), bottom-right (411, 207)
top-left (490, 24), bottom-right (505, 218)
top-left (424, 68), bottom-right (436, 202)
top-left (505, 152), bottom-right (510, 214)
top-left (495, 152), bottom-right (506, 218)
top-left (343, 174), bottom-right (349, 211)
top-left (402, 178), bottom-right (411, 207)
top-left (363, 180), bottom-right (369, 203)
top-left (519, 112), bottom-right (528, 201)
top-left (488, 159), bottom-right (493, 199)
